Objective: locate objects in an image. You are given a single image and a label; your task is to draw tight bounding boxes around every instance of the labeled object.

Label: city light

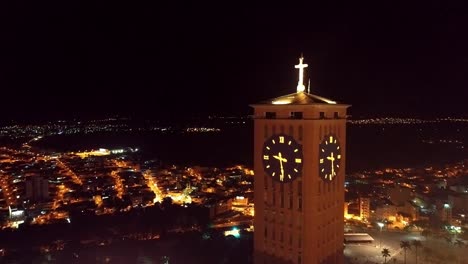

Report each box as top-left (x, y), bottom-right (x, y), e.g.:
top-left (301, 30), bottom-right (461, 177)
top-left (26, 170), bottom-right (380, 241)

top-left (377, 222), bottom-right (384, 248)
top-left (224, 227), bottom-right (240, 238)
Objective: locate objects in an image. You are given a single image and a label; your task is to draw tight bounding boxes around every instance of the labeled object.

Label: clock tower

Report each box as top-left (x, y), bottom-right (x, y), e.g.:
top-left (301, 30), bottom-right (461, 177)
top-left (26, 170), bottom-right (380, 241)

top-left (251, 56), bottom-right (350, 264)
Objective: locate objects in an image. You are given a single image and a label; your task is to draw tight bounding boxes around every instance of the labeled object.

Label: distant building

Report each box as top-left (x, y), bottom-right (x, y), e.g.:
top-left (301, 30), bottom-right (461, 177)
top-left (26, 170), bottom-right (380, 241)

top-left (373, 202), bottom-right (416, 228)
top-left (344, 233), bottom-right (374, 244)
top-left (436, 201), bottom-right (453, 224)
top-left (8, 206), bottom-right (25, 228)
top-left (374, 204), bottom-right (398, 221)
top-left (206, 198), bottom-right (232, 219)
top-left (436, 179), bottom-right (448, 189)
top-left (449, 185), bottom-right (468, 194)
top-left (344, 202), bottom-right (349, 217)
top-left (398, 202), bottom-right (418, 221)
top-left (449, 193), bottom-right (468, 212)
top-left (25, 176), bottom-right (49, 202)
top-left (232, 196), bottom-right (249, 206)
top-left (8, 206), bottom-right (25, 220)
top-left (359, 197), bottom-right (371, 221)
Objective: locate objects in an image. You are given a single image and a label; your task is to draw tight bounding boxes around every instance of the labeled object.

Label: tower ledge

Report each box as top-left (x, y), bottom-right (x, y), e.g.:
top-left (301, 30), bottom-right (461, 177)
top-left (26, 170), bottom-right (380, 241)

top-left (251, 91), bottom-right (349, 107)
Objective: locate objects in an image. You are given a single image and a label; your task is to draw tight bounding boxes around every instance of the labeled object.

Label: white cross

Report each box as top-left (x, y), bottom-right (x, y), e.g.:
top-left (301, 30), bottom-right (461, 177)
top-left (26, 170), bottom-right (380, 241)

top-left (295, 56), bottom-right (308, 92)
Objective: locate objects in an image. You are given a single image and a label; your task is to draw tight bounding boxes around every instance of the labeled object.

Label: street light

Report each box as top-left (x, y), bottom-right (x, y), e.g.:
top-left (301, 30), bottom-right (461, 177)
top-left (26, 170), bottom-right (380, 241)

top-left (377, 222), bottom-right (384, 248)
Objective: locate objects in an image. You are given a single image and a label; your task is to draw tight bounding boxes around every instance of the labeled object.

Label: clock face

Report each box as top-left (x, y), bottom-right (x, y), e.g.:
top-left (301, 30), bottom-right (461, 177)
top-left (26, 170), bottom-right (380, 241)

top-left (262, 134), bottom-right (303, 183)
top-left (319, 134), bottom-right (342, 181)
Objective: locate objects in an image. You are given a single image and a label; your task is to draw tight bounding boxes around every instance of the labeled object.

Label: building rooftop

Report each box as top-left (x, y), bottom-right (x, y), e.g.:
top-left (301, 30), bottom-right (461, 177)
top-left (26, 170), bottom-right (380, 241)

top-left (251, 56), bottom-right (350, 108)
top-left (254, 91), bottom-right (339, 106)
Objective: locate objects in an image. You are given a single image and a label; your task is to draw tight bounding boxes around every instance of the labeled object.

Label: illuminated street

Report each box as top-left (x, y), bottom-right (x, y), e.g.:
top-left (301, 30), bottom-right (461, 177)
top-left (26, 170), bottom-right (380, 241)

top-left (345, 229), bottom-right (467, 264)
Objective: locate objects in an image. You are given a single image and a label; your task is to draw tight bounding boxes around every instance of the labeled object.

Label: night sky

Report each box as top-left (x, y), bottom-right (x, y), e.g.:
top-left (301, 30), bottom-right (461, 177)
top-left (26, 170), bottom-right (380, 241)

top-left (2, 1), bottom-right (467, 121)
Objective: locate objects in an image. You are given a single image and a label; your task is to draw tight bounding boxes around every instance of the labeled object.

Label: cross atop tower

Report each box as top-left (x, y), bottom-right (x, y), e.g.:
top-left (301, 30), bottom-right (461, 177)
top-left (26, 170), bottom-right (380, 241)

top-left (295, 55), bottom-right (308, 93)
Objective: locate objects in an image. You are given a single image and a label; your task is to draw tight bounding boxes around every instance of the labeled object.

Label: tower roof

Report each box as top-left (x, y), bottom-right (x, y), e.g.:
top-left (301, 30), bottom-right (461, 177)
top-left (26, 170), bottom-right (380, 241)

top-left (251, 56), bottom-right (349, 107)
top-left (254, 91), bottom-right (339, 106)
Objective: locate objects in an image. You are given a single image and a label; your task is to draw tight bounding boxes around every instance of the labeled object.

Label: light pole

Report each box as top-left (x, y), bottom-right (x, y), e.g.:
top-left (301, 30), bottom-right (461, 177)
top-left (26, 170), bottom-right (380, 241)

top-left (377, 222), bottom-right (384, 248)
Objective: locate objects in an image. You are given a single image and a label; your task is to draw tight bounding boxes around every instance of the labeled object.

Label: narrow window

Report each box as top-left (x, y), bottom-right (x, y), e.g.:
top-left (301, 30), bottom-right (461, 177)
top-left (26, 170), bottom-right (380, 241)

top-left (266, 112), bottom-right (276, 119)
top-left (319, 112), bottom-right (325, 119)
top-left (290, 112), bottom-right (303, 119)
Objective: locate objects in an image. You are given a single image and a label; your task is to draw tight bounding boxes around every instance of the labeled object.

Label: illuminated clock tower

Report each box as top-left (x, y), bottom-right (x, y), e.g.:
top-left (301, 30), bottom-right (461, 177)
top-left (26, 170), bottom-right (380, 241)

top-left (251, 56), bottom-right (350, 264)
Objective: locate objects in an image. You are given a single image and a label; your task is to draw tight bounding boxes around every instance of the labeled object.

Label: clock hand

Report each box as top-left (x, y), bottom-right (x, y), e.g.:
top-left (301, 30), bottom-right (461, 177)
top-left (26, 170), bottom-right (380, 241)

top-left (273, 152), bottom-right (288, 181)
top-left (279, 157), bottom-right (284, 181)
top-left (331, 152), bottom-right (334, 177)
top-left (273, 153), bottom-right (288, 163)
top-left (327, 152), bottom-right (335, 179)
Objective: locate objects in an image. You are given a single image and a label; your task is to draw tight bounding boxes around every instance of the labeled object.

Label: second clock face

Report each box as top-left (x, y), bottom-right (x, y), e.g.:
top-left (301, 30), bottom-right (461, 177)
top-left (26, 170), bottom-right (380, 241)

top-left (262, 134), bottom-right (303, 183)
top-left (319, 134), bottom-right (342, 181)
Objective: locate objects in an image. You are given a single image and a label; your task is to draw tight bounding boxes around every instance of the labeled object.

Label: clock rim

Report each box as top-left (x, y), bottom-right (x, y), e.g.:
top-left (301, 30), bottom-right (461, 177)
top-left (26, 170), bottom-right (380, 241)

top-left (318, 134), bottom-right (341, 182)
top-left (262, 133), bottom-right (303, 183)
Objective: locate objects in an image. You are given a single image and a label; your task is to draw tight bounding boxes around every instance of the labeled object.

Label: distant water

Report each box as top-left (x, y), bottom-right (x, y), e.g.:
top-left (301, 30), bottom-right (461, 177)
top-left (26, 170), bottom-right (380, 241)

top-left (34, 126), bottom-right (253, 168)
top-left (32, 122), bottom-right (468, 172)
top-left (346, 123), bottom-right (467, 171)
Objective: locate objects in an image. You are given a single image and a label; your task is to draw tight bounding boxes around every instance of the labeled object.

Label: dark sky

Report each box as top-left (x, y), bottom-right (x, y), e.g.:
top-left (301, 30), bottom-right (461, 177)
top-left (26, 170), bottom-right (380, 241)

top-left (1, 1), bottom-right (467, 121)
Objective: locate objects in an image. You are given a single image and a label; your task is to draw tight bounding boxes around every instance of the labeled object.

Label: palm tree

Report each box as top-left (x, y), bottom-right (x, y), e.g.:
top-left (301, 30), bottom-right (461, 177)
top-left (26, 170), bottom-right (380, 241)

top-left (381, 248), bottom-right (391, 264)
top-left (412, 239), bottom-right (422, 264)
top-left (400, 240), bottom-right (411, 264)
